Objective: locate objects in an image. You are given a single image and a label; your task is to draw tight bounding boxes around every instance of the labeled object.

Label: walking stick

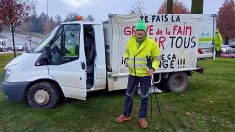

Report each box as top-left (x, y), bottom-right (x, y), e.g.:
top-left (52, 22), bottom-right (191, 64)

top-left (153, 78), bottom-right (161, 117)
top-left (146, 56), bottom-right (161, 118)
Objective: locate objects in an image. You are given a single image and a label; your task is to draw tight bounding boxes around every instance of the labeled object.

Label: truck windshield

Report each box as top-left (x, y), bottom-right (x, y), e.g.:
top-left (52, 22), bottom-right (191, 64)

top-left (33, 26), bottom-right (60, 53)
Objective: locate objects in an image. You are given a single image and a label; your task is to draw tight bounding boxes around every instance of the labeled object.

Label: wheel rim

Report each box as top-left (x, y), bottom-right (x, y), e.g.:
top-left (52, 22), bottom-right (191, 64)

top-left (173, 76), bottom-right (184, 90)
top-left (34, 90), bottom-right (50, 105)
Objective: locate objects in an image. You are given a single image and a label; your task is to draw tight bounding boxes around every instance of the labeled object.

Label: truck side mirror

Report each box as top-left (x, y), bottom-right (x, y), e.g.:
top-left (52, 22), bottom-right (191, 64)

top-left (45, 45), bottom-right (52, 61)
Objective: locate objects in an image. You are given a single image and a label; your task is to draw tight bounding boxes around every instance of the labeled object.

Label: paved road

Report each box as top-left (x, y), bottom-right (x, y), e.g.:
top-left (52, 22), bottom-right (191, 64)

top-left (0, 32), bottom-right (44, 54)
top-left (13, 33), bottom-right (44, 45)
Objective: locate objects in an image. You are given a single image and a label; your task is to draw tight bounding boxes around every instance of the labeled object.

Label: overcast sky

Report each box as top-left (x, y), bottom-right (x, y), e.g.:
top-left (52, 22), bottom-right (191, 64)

top-left (36, 0), bottom-right (225, 21)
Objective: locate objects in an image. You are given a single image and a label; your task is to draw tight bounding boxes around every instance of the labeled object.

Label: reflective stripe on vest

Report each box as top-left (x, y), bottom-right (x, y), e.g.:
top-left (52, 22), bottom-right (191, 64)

top-left (128, 64), bottom-right (148, 69)
top-left (129, 57), bottom-right (147, 62)
top-left (153, 56), bottom-right (161, 61)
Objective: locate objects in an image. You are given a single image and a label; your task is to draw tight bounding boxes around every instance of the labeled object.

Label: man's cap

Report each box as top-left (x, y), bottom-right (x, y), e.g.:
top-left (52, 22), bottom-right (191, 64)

top-left (135, 20), bottom-right (146, 32)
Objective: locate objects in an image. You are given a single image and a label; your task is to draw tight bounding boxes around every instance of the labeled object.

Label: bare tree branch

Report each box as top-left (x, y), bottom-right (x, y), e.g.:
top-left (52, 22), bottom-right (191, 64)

top-left (129, 0), bottom-right (145, 15)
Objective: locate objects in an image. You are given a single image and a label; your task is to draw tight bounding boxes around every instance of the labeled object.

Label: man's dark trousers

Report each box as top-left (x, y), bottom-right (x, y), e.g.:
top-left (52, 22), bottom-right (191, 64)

top-left (123, 75), bottom-right (151, 118)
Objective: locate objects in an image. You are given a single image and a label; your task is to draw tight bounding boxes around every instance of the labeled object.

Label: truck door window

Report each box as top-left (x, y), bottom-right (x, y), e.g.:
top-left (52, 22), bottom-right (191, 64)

top-left (63, 24), bottom-right (80, 58)
top-left (48, 24), bottom-right (81, 65)
top-left (33, 26), bottom-right (60, 53)
top-left (50, 26), bottom-right (62, 63)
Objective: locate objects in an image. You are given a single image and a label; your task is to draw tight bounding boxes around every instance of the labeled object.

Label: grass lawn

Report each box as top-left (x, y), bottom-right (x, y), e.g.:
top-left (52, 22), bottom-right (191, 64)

top-left (0, 54), bottom-right (234, 132)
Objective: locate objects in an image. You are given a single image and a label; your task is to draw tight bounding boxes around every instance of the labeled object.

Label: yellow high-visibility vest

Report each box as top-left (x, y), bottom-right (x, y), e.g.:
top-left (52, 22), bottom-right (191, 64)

top-left (124, 36), bottom-right (160, 76)
top-left (65, 47), bottom-right (78, 56)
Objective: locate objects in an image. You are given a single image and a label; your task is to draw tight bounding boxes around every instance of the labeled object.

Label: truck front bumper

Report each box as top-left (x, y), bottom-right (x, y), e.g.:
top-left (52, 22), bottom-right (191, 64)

top-left (1, 81), bottom-right (30, 102)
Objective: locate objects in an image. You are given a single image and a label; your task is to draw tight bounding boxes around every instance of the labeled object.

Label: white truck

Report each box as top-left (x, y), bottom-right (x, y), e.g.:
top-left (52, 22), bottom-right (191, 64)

top-left (0, 37), bottom-right (9, 52)
top-left (1, 14), bottom-right (216, 108)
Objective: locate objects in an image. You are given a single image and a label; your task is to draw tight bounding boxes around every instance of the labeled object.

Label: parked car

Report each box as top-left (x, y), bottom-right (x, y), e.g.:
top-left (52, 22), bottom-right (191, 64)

top-left (7, 46), bottom-right (12, 50)
top-left (229, 43), bottom-right (235, 53)
top-left (15, 42), bottom-right (28, 51)
top-left (221, 44), bottom-right (232, 54)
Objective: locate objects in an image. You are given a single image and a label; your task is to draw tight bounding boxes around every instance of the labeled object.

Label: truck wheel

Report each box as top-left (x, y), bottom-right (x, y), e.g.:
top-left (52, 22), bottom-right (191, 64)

top-left (27, 82), bottom-right (59, 109)
top-left (167, 72), bottom-right (188, 92)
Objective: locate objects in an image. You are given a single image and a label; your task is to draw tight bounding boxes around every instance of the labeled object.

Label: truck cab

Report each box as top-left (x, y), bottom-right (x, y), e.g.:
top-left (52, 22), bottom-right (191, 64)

top-left (2, 21), bottom-right (106, 108)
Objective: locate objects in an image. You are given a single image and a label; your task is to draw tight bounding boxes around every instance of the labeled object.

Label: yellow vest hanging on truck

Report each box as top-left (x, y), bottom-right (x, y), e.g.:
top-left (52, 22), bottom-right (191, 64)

top-left (124, 36), bottom-right (160, 77)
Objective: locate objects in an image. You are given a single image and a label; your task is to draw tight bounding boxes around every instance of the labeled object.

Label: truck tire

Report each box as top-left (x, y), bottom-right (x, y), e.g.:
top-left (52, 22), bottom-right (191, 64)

top-left (167, 72), bottom-right (188, 93)
top-left (27, 82), bottom-right (59, 109)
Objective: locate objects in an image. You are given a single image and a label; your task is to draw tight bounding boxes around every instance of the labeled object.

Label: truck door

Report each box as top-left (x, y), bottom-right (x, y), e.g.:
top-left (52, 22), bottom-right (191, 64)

top-left (48, 24), bottom-right (87, 100)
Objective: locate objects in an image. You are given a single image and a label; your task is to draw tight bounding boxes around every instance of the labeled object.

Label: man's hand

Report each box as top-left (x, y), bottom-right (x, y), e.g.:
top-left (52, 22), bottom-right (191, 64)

top-left (124, 59), bottom-right (129, 67)
top-left (148, 68), bottom-right (154, 76)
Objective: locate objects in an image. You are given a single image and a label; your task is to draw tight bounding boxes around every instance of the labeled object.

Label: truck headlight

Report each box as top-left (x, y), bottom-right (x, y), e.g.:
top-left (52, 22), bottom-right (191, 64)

top-left (4, 64), bottom-right (18, 82)
top-left (5, 69), bottom-right (11, 82)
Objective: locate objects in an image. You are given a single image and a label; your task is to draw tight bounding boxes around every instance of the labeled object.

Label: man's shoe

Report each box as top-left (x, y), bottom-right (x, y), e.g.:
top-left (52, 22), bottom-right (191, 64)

top-left (138, 118), bottom-right (148, 128)
top-left (115, 114), bottom-right (131, 123)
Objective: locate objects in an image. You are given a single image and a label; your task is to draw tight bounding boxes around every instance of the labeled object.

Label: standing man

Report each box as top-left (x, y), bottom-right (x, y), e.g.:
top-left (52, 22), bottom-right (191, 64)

top-left (115, 20), bottom-right (160, 128)
top-left (214, 28), bottom-right (223, 57)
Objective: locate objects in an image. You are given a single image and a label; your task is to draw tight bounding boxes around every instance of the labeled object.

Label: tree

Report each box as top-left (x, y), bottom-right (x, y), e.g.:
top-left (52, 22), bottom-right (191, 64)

top-left (44, 15), bottom-right (56, 33)
top-left (20, 13), bottom-right (38, 33)
top-left (29, 13), bottom-right (39, 32)
top-left (0, 15), bottom-right (4, 34)
top-left (129, 0), bottom-right (145, 14)
top-left (38, 12), bottom-right (48, 33)
top-left (55, 14), bottom-right (62, 25)
top-left (0, 22), bottom-right (4, 34)
top-left (158, 0), bottom-right (190, 14)
top-left (85, 15), bottom-right (95, 22)
top-left (217, 0), bottom-right (235, 40)
top-left (167, 0), bottom-right (173, 14)
top-left (0, 0), bottom-right (35, 57)
top-left (0, 1), bottom-right (5, 34)
top-left (64, 12), bottom-right (80, 22)
top-left (19, 13), bottom-right (37, 34)
top-left (191, 0), bottom-right (204, 14)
